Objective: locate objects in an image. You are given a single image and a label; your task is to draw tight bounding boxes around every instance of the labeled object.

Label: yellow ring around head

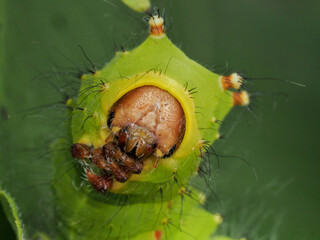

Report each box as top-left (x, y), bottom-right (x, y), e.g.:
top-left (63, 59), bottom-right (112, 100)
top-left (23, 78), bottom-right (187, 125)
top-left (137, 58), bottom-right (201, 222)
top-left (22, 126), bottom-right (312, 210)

top-left (101, 72), bottom-right (201, 159)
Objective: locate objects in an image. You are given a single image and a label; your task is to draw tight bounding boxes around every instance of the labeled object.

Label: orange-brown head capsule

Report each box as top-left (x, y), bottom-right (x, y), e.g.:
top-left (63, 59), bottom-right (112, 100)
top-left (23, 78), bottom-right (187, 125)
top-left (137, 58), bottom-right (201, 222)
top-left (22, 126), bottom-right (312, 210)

top-left (220, 73), bottom-right (243, 90)
top-left (148, 15), bottom-right (164, 37)
top-left (233, 91), bottom-right (250, 106)
top-left (108, 85), bottom-right (185, 157)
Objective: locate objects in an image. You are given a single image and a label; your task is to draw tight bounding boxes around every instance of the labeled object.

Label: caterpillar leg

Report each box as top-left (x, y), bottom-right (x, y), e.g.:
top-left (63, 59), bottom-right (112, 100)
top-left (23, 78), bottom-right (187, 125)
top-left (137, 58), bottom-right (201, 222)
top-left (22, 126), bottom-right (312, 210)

top-left (85, 169), bottom-right (113, 193)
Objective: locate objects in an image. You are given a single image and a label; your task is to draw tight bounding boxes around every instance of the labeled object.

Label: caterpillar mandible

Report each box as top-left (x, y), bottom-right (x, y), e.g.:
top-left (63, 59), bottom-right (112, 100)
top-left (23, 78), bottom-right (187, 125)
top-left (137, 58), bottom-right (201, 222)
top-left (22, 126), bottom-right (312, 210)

top-left (52, 12), bottom-right (249, 240)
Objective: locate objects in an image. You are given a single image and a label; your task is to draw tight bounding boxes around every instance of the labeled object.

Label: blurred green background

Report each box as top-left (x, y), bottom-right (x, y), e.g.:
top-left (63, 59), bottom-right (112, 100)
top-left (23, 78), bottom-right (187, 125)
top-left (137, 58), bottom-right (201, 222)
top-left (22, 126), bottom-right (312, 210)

top-left (0, 0), bottom-right (319, 239)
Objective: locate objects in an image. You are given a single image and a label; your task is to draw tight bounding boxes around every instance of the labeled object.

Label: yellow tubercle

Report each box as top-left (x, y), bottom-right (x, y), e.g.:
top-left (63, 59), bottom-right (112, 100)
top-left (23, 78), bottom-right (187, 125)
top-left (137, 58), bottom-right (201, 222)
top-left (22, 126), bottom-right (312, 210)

top-left (214, 214), bottom-right (223, 224)
top-left (198, 139), bottom-right (205, 149)
top-left (93, 71), bottom-right (100, 78)
top-left (66, 98), bottom-right (73, 106)
top-left (116, 51), bottom-right (129, 56)
top-left (161, 218), bottom-right (169, 225)
top-left (178, 187), bottom-right (187, 195)
top-left (198, 193), bottom-right (206, 204)
top-left (102, 83), bottom-right (110, 92)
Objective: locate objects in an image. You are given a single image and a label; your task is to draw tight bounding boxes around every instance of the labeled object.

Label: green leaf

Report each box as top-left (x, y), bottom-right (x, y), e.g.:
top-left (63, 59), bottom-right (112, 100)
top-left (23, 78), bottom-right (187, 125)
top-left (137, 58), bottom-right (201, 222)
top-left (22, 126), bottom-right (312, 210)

top-left (0, 189), bottom-right (25, 240)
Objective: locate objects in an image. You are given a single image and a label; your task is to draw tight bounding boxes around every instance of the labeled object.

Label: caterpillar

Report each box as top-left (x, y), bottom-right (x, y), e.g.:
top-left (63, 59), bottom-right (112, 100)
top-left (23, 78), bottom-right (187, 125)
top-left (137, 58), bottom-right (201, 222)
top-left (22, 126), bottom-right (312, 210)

top-left (0, 1), bottom-right (277, 240)
top-left (51, 12), bottom-right (249, 240)
top-left (0, 0), bottom-right (310, 239)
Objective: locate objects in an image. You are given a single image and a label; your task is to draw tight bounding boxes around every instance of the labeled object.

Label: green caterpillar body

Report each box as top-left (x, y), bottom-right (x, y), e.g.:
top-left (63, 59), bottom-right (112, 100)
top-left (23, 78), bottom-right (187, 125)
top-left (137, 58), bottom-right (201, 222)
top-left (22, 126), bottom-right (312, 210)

top-left (53, 16), bottom-right (247, 240)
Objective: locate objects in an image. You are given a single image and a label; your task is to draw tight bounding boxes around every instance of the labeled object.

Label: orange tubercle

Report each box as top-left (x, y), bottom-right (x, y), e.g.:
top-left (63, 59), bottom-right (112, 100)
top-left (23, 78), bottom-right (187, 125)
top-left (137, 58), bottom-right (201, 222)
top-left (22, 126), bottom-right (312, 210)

top-left (233, 91), bottom-right (250, 106)
top-left (154, 230), bottom-right (162, 240)
top-left (220, 73), bottom-right (243, 90)
top-left (149, 16), bottom-right (165, 37)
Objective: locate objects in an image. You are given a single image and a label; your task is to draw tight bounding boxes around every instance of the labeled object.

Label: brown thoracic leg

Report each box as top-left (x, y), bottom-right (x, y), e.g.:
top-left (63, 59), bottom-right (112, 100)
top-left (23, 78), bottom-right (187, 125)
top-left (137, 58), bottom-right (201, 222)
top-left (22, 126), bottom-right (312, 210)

top-left (70, 143), bottom-right (92, 159)
top-left (103, 143), bottom-right (143, 174)
top-left (91, 148), bottom-right (110, 170)
top-left (91, 146), bottom-right (128, 183)
top-left (107, 158), bottom-right (129, 183)
top-left (71, 142), bottom-right (140, 184)
top-left (86, 169), bottom-right (113, 192)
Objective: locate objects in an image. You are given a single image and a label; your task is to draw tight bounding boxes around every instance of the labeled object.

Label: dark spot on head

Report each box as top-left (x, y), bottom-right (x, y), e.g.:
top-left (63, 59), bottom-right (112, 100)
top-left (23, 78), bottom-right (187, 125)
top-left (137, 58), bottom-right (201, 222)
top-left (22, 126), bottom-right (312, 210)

top-left (107, 111), bottom-right (115, 128)
top-left (162, 144), bottom-right (176, 159)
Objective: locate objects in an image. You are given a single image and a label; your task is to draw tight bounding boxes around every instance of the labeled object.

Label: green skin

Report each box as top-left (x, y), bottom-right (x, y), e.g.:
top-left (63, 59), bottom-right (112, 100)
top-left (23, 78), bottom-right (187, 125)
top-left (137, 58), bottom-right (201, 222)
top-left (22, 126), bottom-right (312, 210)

top-left (53, 27), bottom-right (236, 240)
